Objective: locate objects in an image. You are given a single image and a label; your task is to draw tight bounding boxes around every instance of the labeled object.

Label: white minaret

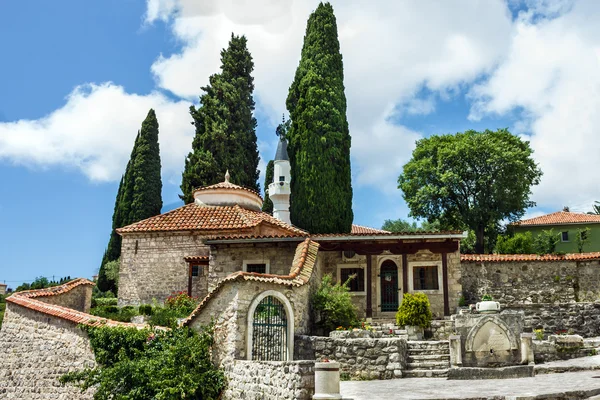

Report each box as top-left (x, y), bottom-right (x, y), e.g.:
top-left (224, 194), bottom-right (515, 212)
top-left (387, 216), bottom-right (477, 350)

top-left (268, 135), bottom-right (291, 224)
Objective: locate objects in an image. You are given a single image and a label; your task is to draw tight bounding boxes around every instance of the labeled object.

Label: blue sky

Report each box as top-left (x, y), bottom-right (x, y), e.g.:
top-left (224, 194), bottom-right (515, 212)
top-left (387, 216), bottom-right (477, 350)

top-left (1, 0), bottom-right (598, 288)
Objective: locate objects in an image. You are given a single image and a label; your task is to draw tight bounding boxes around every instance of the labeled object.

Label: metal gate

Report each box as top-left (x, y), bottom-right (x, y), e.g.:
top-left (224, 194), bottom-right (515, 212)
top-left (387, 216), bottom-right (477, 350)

top-left (251, 295), bottom-right (288, 361)
top-left (380, 260), bottom-right (399, 312)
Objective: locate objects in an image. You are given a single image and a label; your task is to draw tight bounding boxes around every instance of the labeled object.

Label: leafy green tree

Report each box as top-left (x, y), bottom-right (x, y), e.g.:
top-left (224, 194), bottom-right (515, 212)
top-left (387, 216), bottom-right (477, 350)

top-left (181, 34), bottom-right (260, 203)
top-left (399, 129), bottom-right (542, 253)
top-left (590, 201), bottom-right (600, 215)
top-left (381, 218), bottom-right (440, 232)
top-left (576, 227), bottom-right (591, 253)
top-left (534, 229), bottom-right (560, 255)
top-left (311, 274), bottom-right (359, 334)
top-left (495, 232), bottom-right (535, 254)
top-left (286, 2), bottom-right (353, 234)
top-left (99, 110), bottom-right (163, 293)
top-left (262, 160), bottom-right (274, 214)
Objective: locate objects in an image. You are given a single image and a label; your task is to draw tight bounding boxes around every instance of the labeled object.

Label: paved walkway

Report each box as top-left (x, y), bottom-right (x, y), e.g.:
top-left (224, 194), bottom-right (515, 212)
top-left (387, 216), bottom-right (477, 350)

top-left (535, 355), bottom-right (600, 374)
top-left (341, 370), bottom-right (600, 399)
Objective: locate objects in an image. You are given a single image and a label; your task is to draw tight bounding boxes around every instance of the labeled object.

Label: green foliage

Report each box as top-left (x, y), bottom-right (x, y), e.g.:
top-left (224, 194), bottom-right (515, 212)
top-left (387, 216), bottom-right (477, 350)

top-left (100, 109), bottom-right (162, 293)
top-left (381, 218), bottom-right (440, 233)
top-left (90, 305), bottom-right (139, 323)
top-left (61, 326), bottom-right (224, 400)
top-left (262, 160), bottom-right (274, 214)
top-left (495, 232), bottom-right (535, 254)
top-left (591, 201), bottom-right (600, 215)
top-left (15, 276), bottom-right (73, 292)
top-left (534, 328), bottom-right (544, 340)
top-left (396, 293), bottom-right (432, 328)
top-left (139, 304), bottom-right (153, 316)
top-left (150, 292), bottom-right (199, 328)
top-left (286, 2), bottom-right (353, 234)
top-left (460, 230), bottom-right (477, 254)
top-left (311, 274), bottom-right (359, 334)
top-left (0, 294), bottom-right (5, 329)
top-left (181, 34), bottom-right (260, 203)
top-left (458, 296), bottom-right (467, 307)
top-left (398, 129), bottom-right (542, 253)
top-left (92, 298), bottom-right (118, 308)
top-left (576, 227), bottom-right (591, 253)
top-left (481, 294), bottom-right (493, 301)
top-left (534, 229), bottom-right (560, 255)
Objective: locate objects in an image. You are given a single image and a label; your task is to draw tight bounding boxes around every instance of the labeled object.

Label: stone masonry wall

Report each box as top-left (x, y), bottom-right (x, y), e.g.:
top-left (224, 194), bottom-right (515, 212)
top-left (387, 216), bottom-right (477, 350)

top-left (222, 360), bottom-right (314, 400)
top-left (506, 303), bottom-right (600, 337)
top-left (208, 242), bottom-right (298, 290)
top-left (0, 303), bottom-right (96, 399)
top-left (119, 233), bottom-right (210, 306)
top-left (461, 260), bottom-right (600, 305)
top-left (189, 281), bottom-right (312, 366)
top-left (36, 284), bottom-right (93, 313)
top-left (294, 335), bottom-right (407, 380)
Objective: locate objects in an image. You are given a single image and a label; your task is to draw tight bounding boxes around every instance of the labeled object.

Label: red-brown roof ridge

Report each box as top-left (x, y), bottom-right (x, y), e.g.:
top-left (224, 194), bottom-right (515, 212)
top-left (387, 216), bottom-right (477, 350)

top-left (461, 252), bottom-right (600, 262)
top-left (194, 180), bottom-right (262, 199)
top-left (351, 224), bottom-right (390, 234)
top-left (514, 211), bottom-right (600, 226)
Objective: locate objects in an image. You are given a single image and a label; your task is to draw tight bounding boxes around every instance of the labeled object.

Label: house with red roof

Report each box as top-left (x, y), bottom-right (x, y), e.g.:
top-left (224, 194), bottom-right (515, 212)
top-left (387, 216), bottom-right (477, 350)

top-left (512, 210), bottom-right (600, 253)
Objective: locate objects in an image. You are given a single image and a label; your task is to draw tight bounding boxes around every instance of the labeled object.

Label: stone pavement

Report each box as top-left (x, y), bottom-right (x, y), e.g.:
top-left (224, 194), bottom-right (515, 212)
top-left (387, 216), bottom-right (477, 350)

top-left (535, 355), bottom-right (600, 374)
top-left (340, 370), bottom-right (600, 399)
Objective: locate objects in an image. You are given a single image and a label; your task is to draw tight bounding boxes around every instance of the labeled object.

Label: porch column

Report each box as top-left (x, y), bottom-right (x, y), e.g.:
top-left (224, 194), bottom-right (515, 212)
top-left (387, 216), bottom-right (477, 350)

top-left (401, 254), bottom-right (408, 296)
top-left (366, 255), bottom-right (373, 318)
top-left (442, 252), bottom-right (450, 316)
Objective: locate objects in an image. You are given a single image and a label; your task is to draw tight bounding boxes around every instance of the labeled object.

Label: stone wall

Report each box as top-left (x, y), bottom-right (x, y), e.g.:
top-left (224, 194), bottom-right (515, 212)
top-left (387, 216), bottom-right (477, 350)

top-left (188, 281), bottom-right (312, 366)
top-left (428, 319), bottom-right (456, 340)
top-left (222, 360), bottom-right (314, 400)
top-left (36, 284), bottom-right (93, 313)
top-left (294, 335), bottom-right (407, 380)
top-left (208, 242), bottom-right (298, 290)
top-left (461, 259), bottom-right (600, 305)
top-left (0, 303), bottom-right (96, 399)
top-left (506, 303), bottom-right (600, 337)
top-left (119, 232), bottom-right (210, 306)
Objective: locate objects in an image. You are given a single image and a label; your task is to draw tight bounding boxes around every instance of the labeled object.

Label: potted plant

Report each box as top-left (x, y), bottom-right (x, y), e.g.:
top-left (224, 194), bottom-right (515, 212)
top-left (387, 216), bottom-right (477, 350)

top-left (396, 293), bottom-right (432, 340)
top-left (476, 294), bottom-right (501, 314)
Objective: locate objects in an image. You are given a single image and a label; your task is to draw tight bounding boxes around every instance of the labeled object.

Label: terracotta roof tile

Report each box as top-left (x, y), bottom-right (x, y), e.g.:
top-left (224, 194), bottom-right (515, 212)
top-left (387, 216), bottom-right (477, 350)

top-left (312, 230), bottom-right (463, 238)
top-left (183, 255), bottom-right (210, 263)
top-left (461, 252), bottom-right (600, 262)
top-left (182, 239), bottom-right (320, 326)
top-left (6, 278), bottom-right (163, 329)
top-left (351, 224), bottom-right (390, 234)
top-left (193, 180), bottom-right (262, 199)
top-left (514, 211), bottom-right (600, 226)
top-left (117, 204), bottom-right (307, 236)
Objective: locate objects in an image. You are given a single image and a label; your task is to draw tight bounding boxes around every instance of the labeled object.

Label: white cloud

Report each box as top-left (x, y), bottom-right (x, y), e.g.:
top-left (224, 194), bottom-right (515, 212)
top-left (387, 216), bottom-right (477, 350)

top-left (0, 83), bottom-right (193, 182)
top-left (148, 0), bottom-right (513, 193)
top-left (469, 0), bottom-right (600, 211)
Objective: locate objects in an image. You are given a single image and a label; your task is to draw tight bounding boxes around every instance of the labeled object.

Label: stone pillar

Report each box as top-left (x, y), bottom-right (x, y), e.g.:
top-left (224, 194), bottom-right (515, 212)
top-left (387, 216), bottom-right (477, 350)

top-left (449, 335), bottom-right (462, 367)
top-left (521, 333), bottom-right (534, 365)
top-left (313, 361), bottom-right (342, 400)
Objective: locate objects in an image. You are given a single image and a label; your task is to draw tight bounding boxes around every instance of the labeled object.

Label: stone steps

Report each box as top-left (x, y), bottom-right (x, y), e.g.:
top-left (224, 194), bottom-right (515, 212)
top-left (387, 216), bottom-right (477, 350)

top-left (405, 340), bottom-right (450, 378)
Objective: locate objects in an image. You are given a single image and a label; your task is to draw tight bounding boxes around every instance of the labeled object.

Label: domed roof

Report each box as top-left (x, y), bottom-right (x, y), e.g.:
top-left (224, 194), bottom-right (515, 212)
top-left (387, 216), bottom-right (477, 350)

top-left (192, 171), bottom-right (263, 211)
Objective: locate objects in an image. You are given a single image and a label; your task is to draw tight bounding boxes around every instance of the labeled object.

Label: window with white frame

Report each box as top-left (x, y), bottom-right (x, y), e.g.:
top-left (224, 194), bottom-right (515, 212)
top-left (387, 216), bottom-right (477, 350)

top-left (243, 260), bottom-right (270, 274)
top-left (408, 261), bottom-right (442, 293)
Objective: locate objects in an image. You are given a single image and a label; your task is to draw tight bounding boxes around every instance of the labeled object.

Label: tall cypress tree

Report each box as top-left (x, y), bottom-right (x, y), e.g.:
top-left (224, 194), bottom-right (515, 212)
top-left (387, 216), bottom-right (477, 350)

top-left (286, 2), bottom-right (353, 233)
top-left (98, 109), bottom-right (163, 293)
top-left (181, 34), bottom-right (260, 203)
top-left (262, 160), bottom-right (274, 214)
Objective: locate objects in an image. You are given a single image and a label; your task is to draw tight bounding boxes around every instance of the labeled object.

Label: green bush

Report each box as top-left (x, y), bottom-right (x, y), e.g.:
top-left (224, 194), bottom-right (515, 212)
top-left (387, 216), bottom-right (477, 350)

top-left (495, 232), bottom-right (534, 254)
top-left (60, 325), bottom-right (224, 399)
top-left (139, 304), bottom-right (153, 316)
top-left (94, 298), bottom-right (118, 307)
top-left (481, 294), bottom-right (493, 301)
top-left (90, 305), bottom-right (139, 323)
top-left (534, 229), bottom-right (560, 255)
top-left (311, 274), bottom-right (359, 334)
top-left (396, 293), bottom-right (432, 328)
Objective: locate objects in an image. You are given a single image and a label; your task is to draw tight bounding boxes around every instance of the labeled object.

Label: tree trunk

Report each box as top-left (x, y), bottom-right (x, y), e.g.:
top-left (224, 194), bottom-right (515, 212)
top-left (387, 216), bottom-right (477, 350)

top-left (475, 224), bottom-right (485, 254)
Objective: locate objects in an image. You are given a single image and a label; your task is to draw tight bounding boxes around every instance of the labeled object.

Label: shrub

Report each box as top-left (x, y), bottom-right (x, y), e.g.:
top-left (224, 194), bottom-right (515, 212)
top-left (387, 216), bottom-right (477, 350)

top-left (139, 304), bottom-right (153, 316)
top-left (495, 232), bottom-right (534, 254)
top-left (94, 298), bottom-right (118, 307)
top-left (458, 295), bottom-right (467, 307)
top-left (396, 293), bottom-right (432, 328)
top-left (90, 305), bottom-right (138, 323)
top-left (534, 229), bottom-right (560, 255)
top-left (311, 273), bottom-right (359, 334)
top-left (165, 291), bottom-right (198, 312)
top-left (60, 325), bottom-right (225, 399)
top-left (534, 328), bottom-right (544, 340)
top-left (481, 294), bottom-right (493, 301)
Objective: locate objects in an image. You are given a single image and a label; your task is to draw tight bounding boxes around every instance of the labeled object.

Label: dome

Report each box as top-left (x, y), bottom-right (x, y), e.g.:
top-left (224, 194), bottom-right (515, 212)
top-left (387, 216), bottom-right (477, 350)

top-left (193, 171), bottom-right (263, 211)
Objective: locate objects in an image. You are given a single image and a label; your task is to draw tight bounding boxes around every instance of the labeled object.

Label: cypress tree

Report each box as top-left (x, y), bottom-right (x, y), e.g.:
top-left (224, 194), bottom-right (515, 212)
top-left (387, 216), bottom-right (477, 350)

top-left (98, 109), bottom-right (163, 293)
top-left (286, 2), bottom-right (353, 233)
top-left (181, 34), bottom-right (260, 203)
top-left (262, 160), bottom-right (274, 214)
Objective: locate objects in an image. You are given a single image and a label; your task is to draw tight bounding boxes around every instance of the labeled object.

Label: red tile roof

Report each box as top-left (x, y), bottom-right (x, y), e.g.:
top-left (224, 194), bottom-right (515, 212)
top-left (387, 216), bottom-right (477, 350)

top-left (117, 204), bottom-right (307, 236)
top-left (461, 252), bottom-right (600, 262)
top-left (312, 230), bottom-right (463, 238)
top-left (182, 238), bottom-right (320, 326)
top-left (514, 211), bottom-right (600, 226)
top-left (183, 255), bottom-right (210, 263)
top-left (351, 224), bottom-right (390, 234)
top-left (6, 278), bottom-right (159, 329)
top-left (193, 180), bottom-right (262, 199)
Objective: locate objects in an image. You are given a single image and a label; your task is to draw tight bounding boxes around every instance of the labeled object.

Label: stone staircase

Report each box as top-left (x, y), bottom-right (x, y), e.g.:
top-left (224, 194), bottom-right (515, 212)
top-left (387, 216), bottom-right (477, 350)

top-left (404, 340), bottom-right (450, 378)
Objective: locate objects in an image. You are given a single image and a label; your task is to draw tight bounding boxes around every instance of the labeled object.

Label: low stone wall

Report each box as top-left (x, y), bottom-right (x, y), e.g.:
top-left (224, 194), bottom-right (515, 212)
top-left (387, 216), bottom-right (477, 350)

top-left (533, 335), bottom-right (597, 363)
top-left (0, 303), bottom-right (96, 399)
top-left (295, 335), bottom-right (407, 380)
top-left (36, 284), bottom-right (93, 313)
top-left (428, 319), bottom-right (456, 340)
top-left (222, 360), bottom-right (314, 400)
top-left (506, 303), bottom-right (600, 337)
